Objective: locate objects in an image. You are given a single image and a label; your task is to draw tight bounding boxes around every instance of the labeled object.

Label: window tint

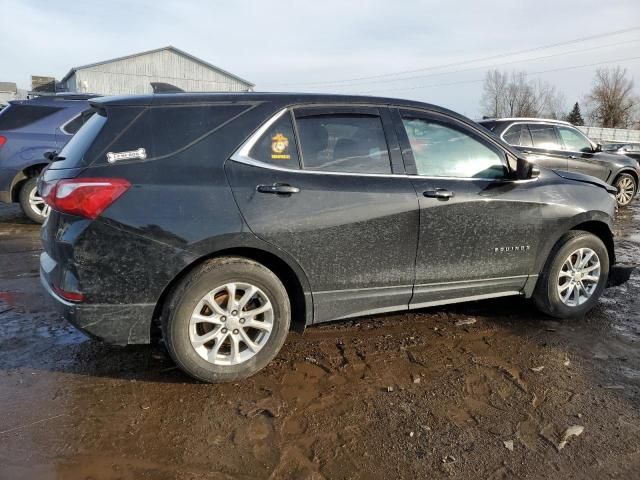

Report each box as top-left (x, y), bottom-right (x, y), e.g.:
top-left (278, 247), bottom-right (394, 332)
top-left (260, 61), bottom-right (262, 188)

top-left (62, 109), bottom-right (96, 135)
top-left (528, 124), bottom-right (560, 150)
top-left (249, 112), bottom-right (300, 169)
top-left (557, 126), bottom-right (592, 152)
top-left (502, 124), bottom-right (523, 145)
top-left (296, 114), bottom-right (391, 174)
top-left (402, 117), bottom-right (506, 178)
top-left (0, 104), bottom-right (62, 130)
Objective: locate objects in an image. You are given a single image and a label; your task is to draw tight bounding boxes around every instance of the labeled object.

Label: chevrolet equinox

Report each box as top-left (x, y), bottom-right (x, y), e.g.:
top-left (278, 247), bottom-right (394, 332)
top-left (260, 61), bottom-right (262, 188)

top-left (40, 93), bottom-right (617, 382)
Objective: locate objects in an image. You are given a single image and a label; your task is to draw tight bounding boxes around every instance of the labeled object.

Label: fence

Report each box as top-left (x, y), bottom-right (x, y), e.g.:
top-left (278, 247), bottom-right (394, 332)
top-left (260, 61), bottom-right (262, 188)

top-left (577, 126), bottom-right (640, 144)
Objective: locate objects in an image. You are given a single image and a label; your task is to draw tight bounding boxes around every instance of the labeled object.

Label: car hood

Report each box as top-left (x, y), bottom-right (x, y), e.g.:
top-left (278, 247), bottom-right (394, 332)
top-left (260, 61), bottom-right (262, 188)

top-left (552, 169), bottom-right (618, 194)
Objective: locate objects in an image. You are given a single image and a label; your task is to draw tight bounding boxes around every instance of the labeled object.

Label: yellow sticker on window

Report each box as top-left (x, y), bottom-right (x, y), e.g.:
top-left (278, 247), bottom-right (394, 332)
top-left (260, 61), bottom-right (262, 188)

top-left (271, 133), bottom-right (290, 160)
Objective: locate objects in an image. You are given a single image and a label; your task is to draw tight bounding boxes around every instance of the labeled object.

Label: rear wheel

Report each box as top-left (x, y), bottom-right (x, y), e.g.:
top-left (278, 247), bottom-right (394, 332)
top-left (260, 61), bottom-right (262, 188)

top-left (162, 257), bottom-right (290, 383)
top-left (18, 177), bottom-right (50, 224)
top-left (533, 231), bottom-right (609, 318)
top-left (614, 173), bottom-right (637, 207)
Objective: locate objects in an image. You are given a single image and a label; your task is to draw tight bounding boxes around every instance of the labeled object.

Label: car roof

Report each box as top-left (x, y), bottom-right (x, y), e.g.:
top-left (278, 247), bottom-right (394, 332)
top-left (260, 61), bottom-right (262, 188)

top-left (479, 117), bottom-right (573, 126)
top-left (91, 91), bottom-right (459, 116)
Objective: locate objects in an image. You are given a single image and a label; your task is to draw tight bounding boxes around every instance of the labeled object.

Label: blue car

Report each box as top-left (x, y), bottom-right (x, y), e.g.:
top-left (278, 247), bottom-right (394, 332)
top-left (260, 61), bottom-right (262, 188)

top-left (0, 93), bottom-right (97, 222)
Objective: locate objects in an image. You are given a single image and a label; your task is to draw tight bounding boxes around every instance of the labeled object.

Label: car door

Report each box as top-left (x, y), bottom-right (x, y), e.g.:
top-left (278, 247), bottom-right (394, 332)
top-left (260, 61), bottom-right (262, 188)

top-left (225, 106), bottom-right (419, 323)
top-left (393, 109), bottom-right (542, 308)
top-left (556, 125), bottom-right (610, 181)
top-left (520, 123), bottom-right (569, 171)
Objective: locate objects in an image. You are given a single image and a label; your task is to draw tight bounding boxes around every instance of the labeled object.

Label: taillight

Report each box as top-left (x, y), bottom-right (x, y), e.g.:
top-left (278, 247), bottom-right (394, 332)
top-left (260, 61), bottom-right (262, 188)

top-left (52, 284), bottom-right (85, 303)
top-left (0, 135), bottom-right (6, 148)
top-left (43, 177), bottom-right (131, 219)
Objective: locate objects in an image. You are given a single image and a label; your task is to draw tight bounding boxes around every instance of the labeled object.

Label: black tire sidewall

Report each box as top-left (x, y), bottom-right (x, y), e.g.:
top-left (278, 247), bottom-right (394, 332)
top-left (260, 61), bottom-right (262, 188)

top-left (163, 258), bottom-right (290, 383)
top-left (539, 233), bottom-right (609, 318)
top-left (19, 177), bottom-right (46, 224)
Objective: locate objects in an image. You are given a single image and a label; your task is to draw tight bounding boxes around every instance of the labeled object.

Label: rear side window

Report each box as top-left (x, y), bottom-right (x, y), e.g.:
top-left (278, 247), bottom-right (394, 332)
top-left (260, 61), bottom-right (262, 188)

top-left (502, 124), bottom-right (523, 145)
top-left (295, 114), bottom-right (391, 174)
top-left (248, 112), bottom-right (300, 169)
top-left (503, 124), bottom-right (533, 148)
top-left (0, 104), bottom-right (62, 130)
top-left (61, 109), bottom-right (96, 135)
top-left (54, 111), bottom-right (108, 169)
top-left (528, 124), bottom-right (561, 150)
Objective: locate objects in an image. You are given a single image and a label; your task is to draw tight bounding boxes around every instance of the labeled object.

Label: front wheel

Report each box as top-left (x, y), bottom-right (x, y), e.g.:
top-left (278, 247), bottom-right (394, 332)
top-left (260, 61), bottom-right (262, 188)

top-left (162, 257), bottom-right (291, 383)
top-left (19, 177), bottom-right (50, 224)
top-left (615, 173), bottom-right (637, 207)
top-left (533, 231), bottom-right (609, 318)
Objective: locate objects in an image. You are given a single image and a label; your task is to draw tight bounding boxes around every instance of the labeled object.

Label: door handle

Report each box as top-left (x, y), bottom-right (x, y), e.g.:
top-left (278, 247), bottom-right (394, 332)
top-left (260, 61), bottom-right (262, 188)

top-left (424, 188), bottom-right (455, 200)
top-left (522, 150), bottom-right (533, 154)
top-left (568, 155), bottom-right (577, 159)
top-left (256, 183), bottom-right (300, 195)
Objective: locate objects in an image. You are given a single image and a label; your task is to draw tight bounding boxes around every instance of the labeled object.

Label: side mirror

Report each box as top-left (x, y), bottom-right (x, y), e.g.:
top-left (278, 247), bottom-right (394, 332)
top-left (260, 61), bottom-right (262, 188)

top-left (516, 157), bottom-right (539, 180)
top-left (43, 151), bottom-right (57, 161)
top-left (594, 143), bottom-right (602, 153)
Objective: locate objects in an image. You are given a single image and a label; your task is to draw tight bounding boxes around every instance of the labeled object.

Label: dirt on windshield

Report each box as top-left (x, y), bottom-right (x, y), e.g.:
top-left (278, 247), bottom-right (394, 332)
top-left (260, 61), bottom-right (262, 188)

top-left (0, 202), bottom-right (639, 479)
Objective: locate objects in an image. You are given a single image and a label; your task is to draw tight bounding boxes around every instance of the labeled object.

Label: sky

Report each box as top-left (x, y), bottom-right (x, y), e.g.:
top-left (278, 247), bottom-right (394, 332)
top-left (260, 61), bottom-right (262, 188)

top-left (1, 0), bottom-right (639, 118)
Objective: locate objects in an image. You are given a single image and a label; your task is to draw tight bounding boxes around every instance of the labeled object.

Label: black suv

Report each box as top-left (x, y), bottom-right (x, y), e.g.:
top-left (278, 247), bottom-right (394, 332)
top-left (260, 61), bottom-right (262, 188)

top-left (479, 118), bottom-right (640, 207)
top-left (40, 93), bottom-right (617, 382)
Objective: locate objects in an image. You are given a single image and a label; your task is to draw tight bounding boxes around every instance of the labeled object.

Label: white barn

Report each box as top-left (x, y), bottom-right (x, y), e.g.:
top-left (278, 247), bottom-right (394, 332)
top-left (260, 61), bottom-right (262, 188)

top-left (61, 46), bottom-right (254, 95)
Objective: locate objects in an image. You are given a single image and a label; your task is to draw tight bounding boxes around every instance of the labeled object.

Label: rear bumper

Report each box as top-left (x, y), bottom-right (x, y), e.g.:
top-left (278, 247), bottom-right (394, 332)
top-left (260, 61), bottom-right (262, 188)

top-left (40, 266), bottom-right (154, 345)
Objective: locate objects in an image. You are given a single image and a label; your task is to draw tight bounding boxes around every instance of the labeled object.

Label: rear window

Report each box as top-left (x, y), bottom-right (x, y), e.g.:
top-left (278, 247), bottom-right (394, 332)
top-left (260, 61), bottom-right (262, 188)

top-left (52, 112), bottom-right (108, 169)
top-left (61, 109), bottom-right (96, 135)
top-left (0, 104), bottom-right (62, 130)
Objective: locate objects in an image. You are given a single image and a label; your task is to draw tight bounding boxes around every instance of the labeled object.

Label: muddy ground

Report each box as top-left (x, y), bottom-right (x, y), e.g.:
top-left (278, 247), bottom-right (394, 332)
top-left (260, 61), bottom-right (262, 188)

top-left (0, 202), bottom-right (639, 480)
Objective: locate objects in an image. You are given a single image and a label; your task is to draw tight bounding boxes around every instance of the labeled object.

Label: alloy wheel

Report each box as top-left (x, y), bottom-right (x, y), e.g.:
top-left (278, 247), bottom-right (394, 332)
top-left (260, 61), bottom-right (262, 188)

top-left (189, 282), bottom-right (274, 365)
top-left (616, 176), bottom-right (636, 206)
top-left (557, 247), bottom-right (601, 307)
top-left (28, 185), bottom-right (50, 218)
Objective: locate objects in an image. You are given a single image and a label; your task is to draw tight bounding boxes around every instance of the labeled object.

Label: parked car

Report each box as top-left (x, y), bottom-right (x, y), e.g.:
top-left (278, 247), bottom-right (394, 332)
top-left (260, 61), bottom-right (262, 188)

top-left (0, 93), bottom-right (97, 222)
top-left (603, 142), bottom-right (640, 165)
top-left (40, 93), bottom-right (617, 382)
top-left (479, 118), bottom-right (640, 207)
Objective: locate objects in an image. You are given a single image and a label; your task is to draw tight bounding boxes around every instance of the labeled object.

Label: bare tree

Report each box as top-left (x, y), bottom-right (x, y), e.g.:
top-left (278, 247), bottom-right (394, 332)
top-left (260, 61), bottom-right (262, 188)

top-left (586, 67), bottom-right (638, 128)
top-left (480, 70), bottom-right (565, 119)
top-left (480, 70), bottom-right (508, 118)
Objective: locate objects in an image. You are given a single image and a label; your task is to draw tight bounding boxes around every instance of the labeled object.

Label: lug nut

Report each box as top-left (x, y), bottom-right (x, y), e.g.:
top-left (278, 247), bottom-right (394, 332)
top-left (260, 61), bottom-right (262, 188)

top-left (231, 310), bottom-right (238, 316)
top-left (239, 318), bottom-right (245, 324)
top-left (221, 316), bottom-right (227, 322)
top-left (221, 328), bottom-right (228, 334)
top-left (233, 329), bottom-right (239, 334)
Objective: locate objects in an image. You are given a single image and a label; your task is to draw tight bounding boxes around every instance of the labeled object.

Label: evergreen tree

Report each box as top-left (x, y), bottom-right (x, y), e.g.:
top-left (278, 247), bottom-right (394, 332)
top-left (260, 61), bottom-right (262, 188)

top-left (566, 102), bottom-right (585, 126)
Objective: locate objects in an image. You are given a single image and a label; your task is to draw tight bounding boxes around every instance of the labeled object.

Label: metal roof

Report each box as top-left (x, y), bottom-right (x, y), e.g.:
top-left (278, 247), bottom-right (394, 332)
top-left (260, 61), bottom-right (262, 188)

top-left (0, 82), bottom-right (17, 93)
top-left (60, 46), bottom-right (254, 87)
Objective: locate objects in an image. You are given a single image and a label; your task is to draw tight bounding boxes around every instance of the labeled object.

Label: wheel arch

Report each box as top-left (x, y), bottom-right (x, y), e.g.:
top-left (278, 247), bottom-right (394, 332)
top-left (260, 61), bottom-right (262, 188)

top-left (151, 246), bottom-right (313, 340)
top-left (534, 214), bottom-right (615, 277)
top-left (10, 162), bottom-right (48, 202)
top-left (613, 168), bottom-right (638, 187)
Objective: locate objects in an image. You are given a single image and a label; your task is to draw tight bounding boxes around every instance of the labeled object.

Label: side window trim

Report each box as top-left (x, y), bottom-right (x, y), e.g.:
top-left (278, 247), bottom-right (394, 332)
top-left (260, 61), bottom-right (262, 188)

top-left (395, 108), bottom-right (509, 179)
top-left (60, 113), bottom-right (81, 135)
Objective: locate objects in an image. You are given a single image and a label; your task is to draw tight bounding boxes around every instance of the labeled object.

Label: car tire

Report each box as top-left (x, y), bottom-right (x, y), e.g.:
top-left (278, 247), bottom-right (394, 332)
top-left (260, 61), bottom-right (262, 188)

top-left (18, 177), bottom-right (50, 224)
top-left (614, 173), bottom-right (637, 207)
top-left (162, 256), bottom-right (291, 383)
top-left (533, 231), bottom-right (609, 318)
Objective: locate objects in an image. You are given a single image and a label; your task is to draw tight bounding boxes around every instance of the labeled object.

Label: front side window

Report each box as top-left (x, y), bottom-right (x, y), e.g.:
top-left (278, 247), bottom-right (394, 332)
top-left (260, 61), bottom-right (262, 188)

top-left (295, 114), bottom-right (391, 174)
top-left (248, 112), bottom-right (300, 169)
top-left (528, 124), bottom-right (561, 150)
top-left (402, 117), bottom-right (506, 178)
top-left (556, 126), bottom-right (592, 152)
